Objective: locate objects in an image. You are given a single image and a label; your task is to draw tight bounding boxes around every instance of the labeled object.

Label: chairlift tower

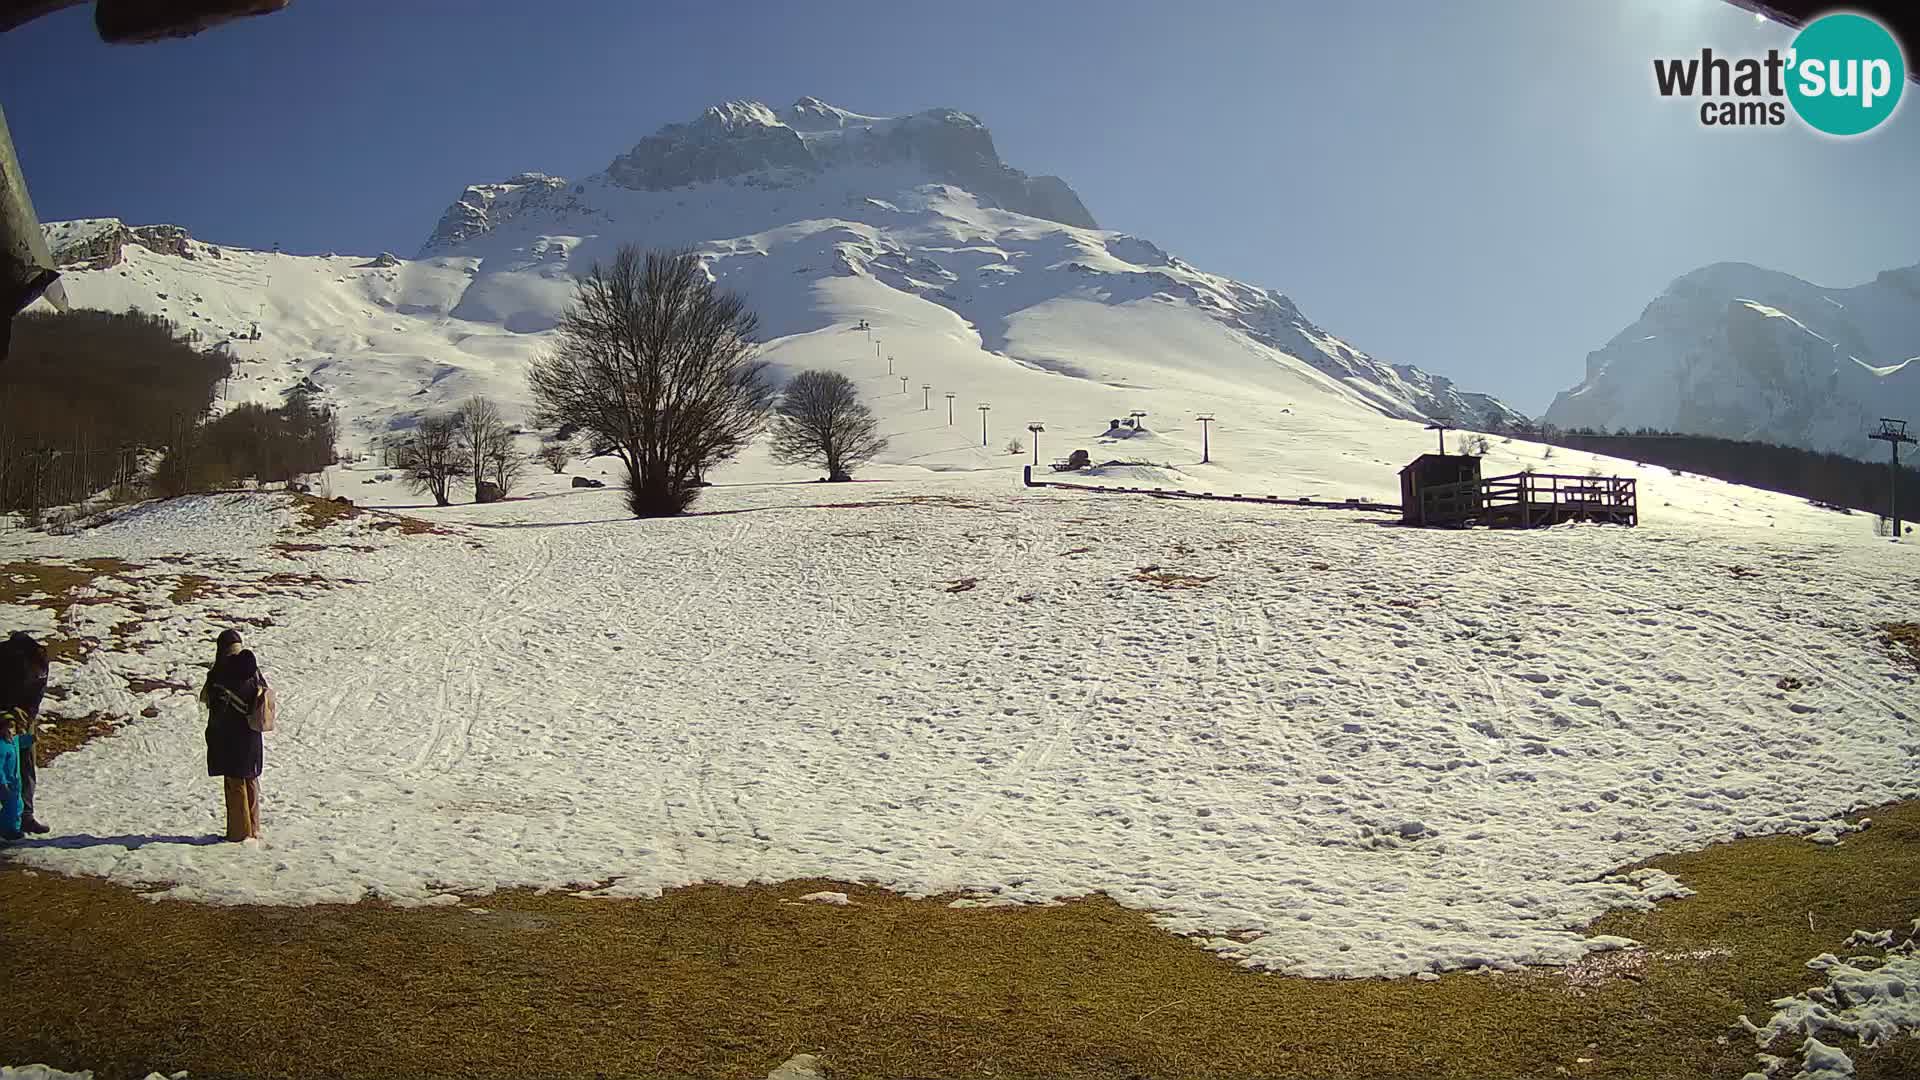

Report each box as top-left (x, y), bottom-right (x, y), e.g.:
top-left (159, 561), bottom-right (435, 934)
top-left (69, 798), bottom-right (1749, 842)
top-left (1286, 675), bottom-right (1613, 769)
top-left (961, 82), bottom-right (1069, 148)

top-left (1870, 418), bottom-right (1916, 542)
top-left (899, 375), bottom-right (909, 394)
top-left (1027, 422), bottom-right (1045, 465)
top-left (1195, 414), bottom-right (1215, 464)
top-left (1425, 420), bottom-right (1452, 455)
top-left (921, 383), bottom-right (931, 410)
top-left (978, 403), bottom-right (991, 447)
top-left (945, 392), bottom-right (956, 425)
top-left (1128, 409), bottom-right (1148, 430)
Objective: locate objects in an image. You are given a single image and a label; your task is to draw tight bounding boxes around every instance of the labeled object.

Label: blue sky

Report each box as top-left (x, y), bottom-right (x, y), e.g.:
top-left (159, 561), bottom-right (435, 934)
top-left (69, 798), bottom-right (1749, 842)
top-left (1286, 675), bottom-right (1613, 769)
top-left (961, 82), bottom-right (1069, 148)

top-left (3, 0), bottom-right (1917, 413)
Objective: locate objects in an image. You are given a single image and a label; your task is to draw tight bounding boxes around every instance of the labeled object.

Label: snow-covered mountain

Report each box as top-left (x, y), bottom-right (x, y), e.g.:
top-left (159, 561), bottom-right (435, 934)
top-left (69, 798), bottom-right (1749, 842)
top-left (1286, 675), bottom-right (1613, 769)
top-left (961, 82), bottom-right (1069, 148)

top-left (1544, 260), bottom-right (1920, 457)
top-left (39, 97), bottom-right (1525, 472)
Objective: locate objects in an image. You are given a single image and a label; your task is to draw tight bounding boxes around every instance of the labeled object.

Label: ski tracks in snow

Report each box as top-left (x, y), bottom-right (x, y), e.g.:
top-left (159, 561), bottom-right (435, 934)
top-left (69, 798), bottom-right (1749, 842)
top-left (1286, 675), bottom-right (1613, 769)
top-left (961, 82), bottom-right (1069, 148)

top-left (15, 481), bottom-right (1919, 978)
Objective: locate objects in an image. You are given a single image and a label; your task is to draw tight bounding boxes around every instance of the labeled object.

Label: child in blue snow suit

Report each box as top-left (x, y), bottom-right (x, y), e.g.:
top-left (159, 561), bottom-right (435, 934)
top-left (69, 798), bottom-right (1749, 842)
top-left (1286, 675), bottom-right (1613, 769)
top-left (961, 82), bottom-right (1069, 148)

top-left (0, 706), bottom-right (22, 841)
top-left (0, 632), bottom-right (50, 834)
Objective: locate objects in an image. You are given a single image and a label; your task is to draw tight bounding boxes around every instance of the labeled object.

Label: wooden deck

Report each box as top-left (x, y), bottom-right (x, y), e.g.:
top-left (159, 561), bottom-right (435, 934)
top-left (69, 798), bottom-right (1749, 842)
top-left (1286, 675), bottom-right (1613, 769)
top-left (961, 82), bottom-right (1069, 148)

top-left (1418, 472), bottom-right (1636, 528)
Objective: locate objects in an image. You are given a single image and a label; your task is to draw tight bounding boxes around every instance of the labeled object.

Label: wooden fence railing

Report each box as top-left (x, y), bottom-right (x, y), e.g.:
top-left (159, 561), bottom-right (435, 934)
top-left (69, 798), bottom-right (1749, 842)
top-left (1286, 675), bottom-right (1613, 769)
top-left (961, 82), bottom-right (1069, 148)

top-left (1421, 472), bottom-right (1636, 528)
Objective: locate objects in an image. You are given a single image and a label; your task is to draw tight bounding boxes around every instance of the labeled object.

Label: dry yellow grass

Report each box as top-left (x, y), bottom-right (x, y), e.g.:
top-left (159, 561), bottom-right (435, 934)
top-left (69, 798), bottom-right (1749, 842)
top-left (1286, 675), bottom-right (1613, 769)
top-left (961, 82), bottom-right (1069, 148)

top-left (1879, 622), bottom-right (1920, 671)
top-left (3, 802), bottom-right (1916, 1080)
top-left (1132, 565), bottom-right (1217, 589)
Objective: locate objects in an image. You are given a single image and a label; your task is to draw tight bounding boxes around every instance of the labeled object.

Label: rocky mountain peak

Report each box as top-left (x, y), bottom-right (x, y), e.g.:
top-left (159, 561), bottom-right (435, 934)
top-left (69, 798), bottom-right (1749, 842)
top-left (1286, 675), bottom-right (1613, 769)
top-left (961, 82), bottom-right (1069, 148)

top-left (598, 97), bottom-right (1097, 229)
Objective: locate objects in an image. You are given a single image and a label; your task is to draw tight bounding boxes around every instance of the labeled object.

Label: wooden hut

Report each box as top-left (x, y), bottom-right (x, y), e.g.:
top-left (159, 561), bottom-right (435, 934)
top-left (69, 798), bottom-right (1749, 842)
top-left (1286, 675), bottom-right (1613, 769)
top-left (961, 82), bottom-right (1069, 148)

top-left (1398, 453), bottom-right (1639, 528)
top-left (1398, 453), bottom-right (1482, 526)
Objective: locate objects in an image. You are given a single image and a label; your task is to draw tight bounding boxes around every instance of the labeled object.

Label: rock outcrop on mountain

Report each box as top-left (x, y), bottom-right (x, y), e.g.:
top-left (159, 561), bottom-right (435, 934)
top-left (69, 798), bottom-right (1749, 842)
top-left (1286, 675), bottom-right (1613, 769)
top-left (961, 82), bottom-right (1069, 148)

top-left (43, 219), bottom-right (221, 269)
top-left (600, 99), bottom-right (1098, 230)
top-left (420, 173), bottom-right (593, 253)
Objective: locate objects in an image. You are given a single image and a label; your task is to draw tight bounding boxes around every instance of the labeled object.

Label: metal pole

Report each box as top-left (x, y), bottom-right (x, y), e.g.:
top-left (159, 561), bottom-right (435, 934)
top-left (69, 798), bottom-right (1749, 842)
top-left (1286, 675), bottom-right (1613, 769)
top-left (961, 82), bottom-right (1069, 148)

top-left (888, 355), bottom-right (894, 375)
top-left (946, 393), bottom-right (955, 425)
top-left (979, 405), bottom-right (990, 447)
top-left (899, 375), bottom-right (908, 394)
top-left (922, 384), bottom-right (930, 410)
top-left (1871, 419), bottom-right (1915, 541)
top-left (1203, 421), bottom-right (1210, 464)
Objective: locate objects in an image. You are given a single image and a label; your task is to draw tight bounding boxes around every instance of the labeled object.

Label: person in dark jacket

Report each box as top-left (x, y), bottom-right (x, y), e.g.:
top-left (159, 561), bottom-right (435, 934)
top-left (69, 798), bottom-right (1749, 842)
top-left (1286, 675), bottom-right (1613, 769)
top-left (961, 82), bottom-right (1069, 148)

top-left (201, 629), bottom-right (264, 842)
top-left (0, 630), bottom-right (50, 834)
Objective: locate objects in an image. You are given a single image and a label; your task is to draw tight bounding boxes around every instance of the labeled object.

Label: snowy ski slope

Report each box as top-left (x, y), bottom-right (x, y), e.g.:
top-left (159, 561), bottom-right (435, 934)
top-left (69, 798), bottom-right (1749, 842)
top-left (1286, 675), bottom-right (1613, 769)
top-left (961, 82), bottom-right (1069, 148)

top-left (1, 464), bottom-right (1913, 979)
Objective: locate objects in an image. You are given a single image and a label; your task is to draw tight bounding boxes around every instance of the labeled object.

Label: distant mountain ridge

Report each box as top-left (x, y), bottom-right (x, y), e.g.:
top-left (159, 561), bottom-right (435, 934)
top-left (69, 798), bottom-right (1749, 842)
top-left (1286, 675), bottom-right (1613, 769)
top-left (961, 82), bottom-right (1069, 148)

top-left (1545, 260), bottom-right (1920, 458)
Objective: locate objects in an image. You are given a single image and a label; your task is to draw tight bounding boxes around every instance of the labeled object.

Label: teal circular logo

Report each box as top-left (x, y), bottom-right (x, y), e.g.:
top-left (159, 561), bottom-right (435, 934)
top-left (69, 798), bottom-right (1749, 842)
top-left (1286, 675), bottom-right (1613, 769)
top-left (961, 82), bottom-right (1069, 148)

top-left (1787, 13), bottom-right (1906, 136)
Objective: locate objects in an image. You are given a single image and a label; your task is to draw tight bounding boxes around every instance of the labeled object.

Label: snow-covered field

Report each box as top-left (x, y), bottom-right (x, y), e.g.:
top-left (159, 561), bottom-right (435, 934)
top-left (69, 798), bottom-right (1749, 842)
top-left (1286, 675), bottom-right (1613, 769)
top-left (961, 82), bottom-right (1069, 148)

top-left (3, 460), bottom-right (1913, 980)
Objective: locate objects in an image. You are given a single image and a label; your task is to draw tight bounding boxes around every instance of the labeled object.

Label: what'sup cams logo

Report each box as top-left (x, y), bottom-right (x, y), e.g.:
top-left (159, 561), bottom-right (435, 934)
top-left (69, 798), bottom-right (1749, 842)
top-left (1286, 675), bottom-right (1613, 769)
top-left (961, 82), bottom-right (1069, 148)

top-left (1654, 11), bottom-right (1906, 135)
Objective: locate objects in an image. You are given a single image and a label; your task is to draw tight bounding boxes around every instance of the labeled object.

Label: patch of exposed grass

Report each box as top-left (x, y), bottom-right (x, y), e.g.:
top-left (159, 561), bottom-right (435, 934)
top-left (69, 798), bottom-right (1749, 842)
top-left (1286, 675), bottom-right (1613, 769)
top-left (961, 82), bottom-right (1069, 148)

top-left (288, 492), bottom-right (364, 533)
top-left (286, 493), bottom-right (447, 538)
top-left (271, 541), bottom-right (377, 555)
top-left (1878, 622), bottom-right (1920, 671)
top-left (1133, 565), bottom-right (1217, 590)
top-left (3, 803), bottom-right (1916, 1079)
top-left (168, 573), bottom-right (217, 606)
top-left (0, 558), bottom-right (142, 608)
top-left (366, 515), bottom-right (450, 536)
top-left (29, 711), bottom-right (122, 763)
top-left (123, 676), bottom-right (191, 696)
top-left (0, 558), bottom-right (142, 667)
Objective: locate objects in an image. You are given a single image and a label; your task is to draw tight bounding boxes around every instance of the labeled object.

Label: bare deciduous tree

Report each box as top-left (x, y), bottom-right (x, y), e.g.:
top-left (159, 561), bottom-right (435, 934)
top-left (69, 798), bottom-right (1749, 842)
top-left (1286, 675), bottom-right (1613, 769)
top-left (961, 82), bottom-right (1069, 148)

top-left (528, 246), bottom-right (774, 517)
top-left (534, 441), bottom-right (572, 474)
top-left (397, 412), bottom-right (466, 507)
top-left (768, 370), bottom-right (888, 481)
top-left (483, 421), bottom-right (525, 498)
top-left (455, 396), bottom-right (508, 502)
